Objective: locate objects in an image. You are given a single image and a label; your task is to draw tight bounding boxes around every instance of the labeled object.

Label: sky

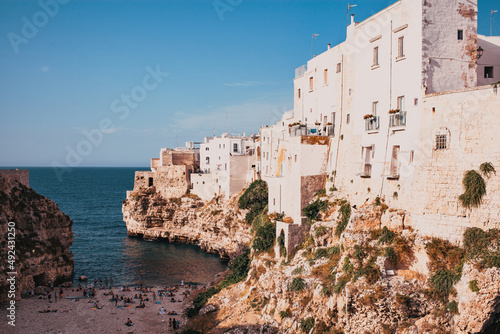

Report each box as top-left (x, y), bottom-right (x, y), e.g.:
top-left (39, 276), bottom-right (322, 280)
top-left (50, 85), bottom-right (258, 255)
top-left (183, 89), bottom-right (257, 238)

top-left (1, 0), bottom-right (498, 167)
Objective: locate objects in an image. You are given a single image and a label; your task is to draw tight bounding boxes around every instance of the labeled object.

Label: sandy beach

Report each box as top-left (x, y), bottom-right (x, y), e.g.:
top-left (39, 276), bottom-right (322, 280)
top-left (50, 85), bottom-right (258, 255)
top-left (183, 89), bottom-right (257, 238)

top-left (1, 283), bottom-right (195, 334)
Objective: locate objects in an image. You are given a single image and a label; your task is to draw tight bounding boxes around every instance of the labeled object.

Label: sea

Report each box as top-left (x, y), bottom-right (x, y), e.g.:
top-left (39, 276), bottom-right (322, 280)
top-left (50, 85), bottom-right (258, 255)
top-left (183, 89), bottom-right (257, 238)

top-left (24, 167), bottom-right (228, 287)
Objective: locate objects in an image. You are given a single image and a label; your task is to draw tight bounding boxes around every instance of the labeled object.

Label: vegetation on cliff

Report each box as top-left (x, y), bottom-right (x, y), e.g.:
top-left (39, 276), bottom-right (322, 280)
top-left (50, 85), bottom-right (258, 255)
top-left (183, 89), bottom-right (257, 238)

top-left (238, 180), bottom-right (268, 225)
top-left (0, 175), bottom-right (74, 301)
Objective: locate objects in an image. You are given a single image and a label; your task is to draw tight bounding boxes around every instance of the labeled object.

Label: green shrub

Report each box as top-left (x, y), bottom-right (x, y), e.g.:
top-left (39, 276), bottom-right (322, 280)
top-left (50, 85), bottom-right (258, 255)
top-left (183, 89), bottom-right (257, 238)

top-left (333, 276), bottom-right (349, 293)
top-left (479, 162), bottom-right (496, 178)
top-left (300, 317), bottom-right (315, 333)
top-left (430, 269), bottom-right (459, 301)
top-left (335, 201), bottom-right (351, 237)
top-left (463, 227), bottom-right (489, 259)
top-left (459, 170), bottom-right (486, 209)
top-left (292, 267), bottom-right (304, 275)
top-left (239, 180), bottom-right (268, 224)
top-left (279, 309), bottom-right (292, 319)
top-left (378, 226), bottom-right (396, 244)
top-left (446, 300), bottom-right (459, 314)
top-left (316, 188), bottom-right (327, 197)
top-left (252, 222), bottom-right (276, 253)
top-left (314, 248), bottom-right (329, 259)
top-left (342, 257), bottom-right (354, 274)
top-left (353, 244), bottom-right (366, 261)
top-left (315, 226), bottom-right (328, 237)
top-left (384, 246), bottom-right (398, 266)
top-left (302, 200), bottom-right (329, 221)
top-left (277, 232), bottom-right (287, 258)
top-left (469, 280), bottom-right (479, 292)
top-left (290, 277), bottom-right (305, 292)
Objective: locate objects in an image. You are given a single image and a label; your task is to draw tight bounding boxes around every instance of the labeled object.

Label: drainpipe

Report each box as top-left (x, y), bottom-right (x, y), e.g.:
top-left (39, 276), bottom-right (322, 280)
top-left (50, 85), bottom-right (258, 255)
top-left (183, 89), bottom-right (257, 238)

top-left (380, 20), bottom-right (393, 198)
top-left (333, 54), bottom-right (344, 185)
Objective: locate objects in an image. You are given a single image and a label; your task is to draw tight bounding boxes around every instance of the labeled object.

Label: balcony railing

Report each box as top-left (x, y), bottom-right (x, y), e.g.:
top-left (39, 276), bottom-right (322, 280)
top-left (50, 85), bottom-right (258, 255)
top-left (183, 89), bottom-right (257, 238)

top-left (389, 111), bottom-right (407, 128)
top-left (365, 116), bottom-right (380, 132)
top-left (295, 64), bottom-right (307, 78)
top-left (289, 124), bottom-right (334, 137)
top-left (360, 163), bottom-right (372, 177)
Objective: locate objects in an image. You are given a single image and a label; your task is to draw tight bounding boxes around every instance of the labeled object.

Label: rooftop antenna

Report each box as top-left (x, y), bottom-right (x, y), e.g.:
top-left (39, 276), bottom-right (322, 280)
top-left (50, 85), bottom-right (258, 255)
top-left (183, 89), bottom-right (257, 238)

top-left (225, 109), bottom-right (229, 134)
top-left (347, 3), bottom-right (357, 26)
top-left (492, 9), bottom-right (498, 36)
top-left (311, 33), bottom-right (319, 58)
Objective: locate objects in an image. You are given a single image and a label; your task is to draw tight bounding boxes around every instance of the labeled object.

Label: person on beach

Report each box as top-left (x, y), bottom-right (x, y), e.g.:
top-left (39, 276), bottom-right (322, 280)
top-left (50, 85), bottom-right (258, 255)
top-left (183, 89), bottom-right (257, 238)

top-left (125, 318), bottom-right (133, 326)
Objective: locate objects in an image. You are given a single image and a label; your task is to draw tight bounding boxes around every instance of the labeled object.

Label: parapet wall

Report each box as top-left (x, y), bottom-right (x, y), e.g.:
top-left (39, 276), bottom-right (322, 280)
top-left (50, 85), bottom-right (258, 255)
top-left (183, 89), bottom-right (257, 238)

top-left (0, 169), bottom-right (29, 187)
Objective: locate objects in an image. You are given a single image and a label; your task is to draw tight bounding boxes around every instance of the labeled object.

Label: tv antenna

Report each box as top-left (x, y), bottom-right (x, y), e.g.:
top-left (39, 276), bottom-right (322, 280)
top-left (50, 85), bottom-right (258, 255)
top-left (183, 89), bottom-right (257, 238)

top-left (311, 33), bottom-right (319, 58)
top-left (347, 3), bottom-right (357, 26)
top-left (492, 9), bottom-right (498, 36)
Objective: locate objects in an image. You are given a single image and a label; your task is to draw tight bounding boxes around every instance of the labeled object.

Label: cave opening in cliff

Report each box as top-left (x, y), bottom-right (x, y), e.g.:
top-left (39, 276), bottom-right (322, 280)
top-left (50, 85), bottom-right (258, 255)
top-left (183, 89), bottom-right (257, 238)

top-left (33, 273), bottom-right (49, 287)
top-left (148, 177), bottom-right (153, 187)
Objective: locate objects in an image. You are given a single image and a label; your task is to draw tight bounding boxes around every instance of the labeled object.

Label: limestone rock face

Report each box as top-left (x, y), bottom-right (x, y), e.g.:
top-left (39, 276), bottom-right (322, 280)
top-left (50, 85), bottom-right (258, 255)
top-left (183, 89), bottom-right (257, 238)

top-left (122, 188), bottom-right (252, 258)
top-left (0, 175), bottom-right (74, 302)
top-left (185, 204), bottom-right (500, 334)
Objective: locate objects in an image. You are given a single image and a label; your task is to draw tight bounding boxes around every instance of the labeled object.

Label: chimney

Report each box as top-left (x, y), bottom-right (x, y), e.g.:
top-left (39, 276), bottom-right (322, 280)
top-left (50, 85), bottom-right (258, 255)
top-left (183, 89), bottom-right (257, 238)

top-left (327, 43), bottom-right (331, 50)
top-left (350, 14), bottom-right (355, 25)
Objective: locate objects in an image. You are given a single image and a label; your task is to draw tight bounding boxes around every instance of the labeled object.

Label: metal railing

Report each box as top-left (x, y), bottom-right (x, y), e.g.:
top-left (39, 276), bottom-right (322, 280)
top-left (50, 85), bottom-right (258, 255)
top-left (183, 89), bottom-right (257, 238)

top-left (365, 116), bottom-right (380, 132)
top-left (295, 64), bottom-right (307, 78)
top-left (389, 111), bottom-right (407, 128)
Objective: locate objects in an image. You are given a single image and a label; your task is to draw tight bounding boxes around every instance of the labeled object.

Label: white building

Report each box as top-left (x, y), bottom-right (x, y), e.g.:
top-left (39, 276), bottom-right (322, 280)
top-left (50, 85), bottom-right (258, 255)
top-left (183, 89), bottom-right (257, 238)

top-left (191, 134), bottom-right (258, 200)
top-left (261, 0), bottom-right (500, 251)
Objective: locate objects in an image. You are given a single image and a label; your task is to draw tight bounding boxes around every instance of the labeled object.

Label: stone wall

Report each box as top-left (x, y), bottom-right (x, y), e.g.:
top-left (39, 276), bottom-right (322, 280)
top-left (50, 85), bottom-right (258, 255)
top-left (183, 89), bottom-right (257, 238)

top-left (133, 165), bottom-right (190, 199)
top-left (422, 0), bottom-right (478, 93)
top-left (0, 169), bottom-right (29, 187)
top-left (276, 218), bottom-right (308, 257)
top-left (402, 86), bottom-right (500, 240)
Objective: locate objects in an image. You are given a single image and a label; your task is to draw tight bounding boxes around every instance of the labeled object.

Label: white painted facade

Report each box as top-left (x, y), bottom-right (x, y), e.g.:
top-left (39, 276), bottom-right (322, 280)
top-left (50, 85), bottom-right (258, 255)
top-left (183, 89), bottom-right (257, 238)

top-left (191, 134), bottom-right (258, 200)
top-left (260, 0), bottom-right (500, 245)
top-left (477, 35), bottom-right (500, 86)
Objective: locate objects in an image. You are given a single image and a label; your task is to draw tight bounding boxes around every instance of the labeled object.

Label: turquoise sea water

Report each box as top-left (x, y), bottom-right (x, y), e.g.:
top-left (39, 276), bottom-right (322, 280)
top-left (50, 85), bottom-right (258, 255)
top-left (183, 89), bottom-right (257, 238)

top-left (23, 167), bottom-right (228, 287)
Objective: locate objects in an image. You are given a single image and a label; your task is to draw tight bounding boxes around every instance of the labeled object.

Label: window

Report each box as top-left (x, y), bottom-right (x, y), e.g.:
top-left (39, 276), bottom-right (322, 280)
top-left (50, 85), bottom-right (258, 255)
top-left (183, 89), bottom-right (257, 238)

top-left (397, 96), bottom-right (405, 111)
top-left (436, 134), bottom-right (447, 150)
top-left (233, 143), bottom-right (238, 153)
top-left (225, 163), bottom-right (227, 171)
top-left (346, 114), bottom-right (350, 124)
top-left (324, 69), bottom-right (328, 85)
top-left (148, 177), bottom-right (153, 187)
top-left (485, 66), bottom-right (494, 79)
top-left (373, 46), bottom-right (379, 66)
top-left (309, 76), bottom-right (314, 91)
top-left (372, 101), bottom-right (378, 116)
top-left (331, 112), bottom-right (336, 125)
top-left (390, 145), bottom-right (400, 177)
top-left (409, 150), bottom-right (414, 164)
top-left (297, 88), bottom-right (301, 99)
top-left (458, 29), bottom-right (463, 40)
top-left (336, 63), bottom-right (342, 73)
top-left (205, 147), bottom-right (209, 151)
top-left (361, 146), bottom-right (373, 177)
top-left (206, 157), bottom-right (210, 165)
top-left (414, 98), bottom-right (418, 106)
top-left (295, 155), bottom-right (297, 162)
top-left (398, 37), bottom-right (405, 58)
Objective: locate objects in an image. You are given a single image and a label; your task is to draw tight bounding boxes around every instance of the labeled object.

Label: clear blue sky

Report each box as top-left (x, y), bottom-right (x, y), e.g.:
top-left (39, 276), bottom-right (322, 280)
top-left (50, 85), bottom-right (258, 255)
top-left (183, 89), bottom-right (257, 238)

top-left (1, 0), bottom-right (498, 167)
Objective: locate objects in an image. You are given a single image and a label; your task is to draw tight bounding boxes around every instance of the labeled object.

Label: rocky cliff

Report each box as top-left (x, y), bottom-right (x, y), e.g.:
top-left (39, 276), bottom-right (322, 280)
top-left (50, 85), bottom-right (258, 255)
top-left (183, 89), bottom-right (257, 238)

top-left (0, 172), bottom-right (74, 302)
top-left (122, 187), bottom-right (252, 258)
top-left (183, 199), bottom-right (500, 334)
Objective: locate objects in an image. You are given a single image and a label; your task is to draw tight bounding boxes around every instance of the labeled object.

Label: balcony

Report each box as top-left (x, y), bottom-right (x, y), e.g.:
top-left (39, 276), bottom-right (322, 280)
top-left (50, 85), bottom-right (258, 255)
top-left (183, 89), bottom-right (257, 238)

top-left (360, 163), bottom-right (372, 177)
top-left (365, 116), bottom-right (380, 132)
top-left (389, 111), bottom-right (407, 129)
top-left (289, 124), bottom-right (334, 137)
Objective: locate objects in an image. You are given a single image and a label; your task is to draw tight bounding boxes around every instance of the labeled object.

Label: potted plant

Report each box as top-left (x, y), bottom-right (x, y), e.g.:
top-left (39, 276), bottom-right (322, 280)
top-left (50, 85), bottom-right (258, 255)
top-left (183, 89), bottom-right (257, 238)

top-left (363, 114), bottom-right (374, 120)
top-left (388, 109), bottom-right (400, 114)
